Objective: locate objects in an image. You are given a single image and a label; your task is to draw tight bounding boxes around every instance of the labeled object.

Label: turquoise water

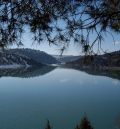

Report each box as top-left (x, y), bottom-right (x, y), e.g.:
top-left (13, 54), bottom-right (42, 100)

top-left (0, 67), bottom-right (120, 129)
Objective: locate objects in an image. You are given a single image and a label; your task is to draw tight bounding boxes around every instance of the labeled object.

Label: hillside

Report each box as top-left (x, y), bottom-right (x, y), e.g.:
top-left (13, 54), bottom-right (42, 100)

top-left (0, 51), bottom-right (42, 68)
top-left (66, 51), bottom-right (120, 69)
top-left (0, 48), bottom-right (59, 69)
top-left (6, 48), bottom-right (59, 65)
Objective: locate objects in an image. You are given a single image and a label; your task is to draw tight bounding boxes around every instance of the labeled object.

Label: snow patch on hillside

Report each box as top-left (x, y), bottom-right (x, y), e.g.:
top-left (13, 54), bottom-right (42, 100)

top-left (0, 50), bottom-right (41, 69)
top-left (0, 64), bottom-right (24, 69)
top-left (6, 48), bottom-right (59, 65)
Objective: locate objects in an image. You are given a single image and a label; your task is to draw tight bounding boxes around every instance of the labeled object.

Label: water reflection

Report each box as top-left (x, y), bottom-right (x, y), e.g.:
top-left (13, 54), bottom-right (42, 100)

top-left (0, 67), bottom-right (120, 129)
top-left (0, 66), bottom-right (120, 80)
top-left (63, 66), bottom-right (120, 80)
top-left (0, 66), bottom-right (56, 78)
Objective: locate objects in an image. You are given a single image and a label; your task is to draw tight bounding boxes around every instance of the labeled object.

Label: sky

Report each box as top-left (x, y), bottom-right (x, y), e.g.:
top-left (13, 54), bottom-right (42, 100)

top-left (11, 4), bottom-right (120, 56)
top-left (12, 30), bottom-right (120, 56)
top-left (1, 0), bottom-right (120, 56)
top-left (10, 19), bottom-right (120, 56)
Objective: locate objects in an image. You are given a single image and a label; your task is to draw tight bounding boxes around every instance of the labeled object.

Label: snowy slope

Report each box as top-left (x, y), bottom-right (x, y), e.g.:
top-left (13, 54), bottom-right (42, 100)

top-left (6, 48), bottom-right (59, 65)
top-left (0, 51), bottom-right (42, 68)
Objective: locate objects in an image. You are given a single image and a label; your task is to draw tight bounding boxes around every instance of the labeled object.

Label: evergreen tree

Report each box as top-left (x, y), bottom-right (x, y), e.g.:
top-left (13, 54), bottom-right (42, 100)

top-left (45, 120), bottom-right (52, 129)
top-left (75, 117), bottom-right (93, 129)
top-left (0, 0), bottom-right (120, 54)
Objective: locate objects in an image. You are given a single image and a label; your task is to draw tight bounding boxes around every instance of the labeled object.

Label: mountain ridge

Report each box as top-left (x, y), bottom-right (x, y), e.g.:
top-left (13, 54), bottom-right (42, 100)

top-left (0, 48), bottom-right (59, 68)
top-left (65, 50), bottom-right (120, 69)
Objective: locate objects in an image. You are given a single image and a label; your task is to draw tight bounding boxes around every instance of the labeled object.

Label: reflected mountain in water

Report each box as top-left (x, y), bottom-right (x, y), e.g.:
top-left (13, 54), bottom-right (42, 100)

top-left (83, 69), bottom-right (120, 80)
top-left (0, 66), bottom-right (56, 78)
top-left (63, 66), bottom-right (120, 80)
top-left (0, 65), bottom-right (120, 80)
top-left (78, 68), bottom-right (120, 80)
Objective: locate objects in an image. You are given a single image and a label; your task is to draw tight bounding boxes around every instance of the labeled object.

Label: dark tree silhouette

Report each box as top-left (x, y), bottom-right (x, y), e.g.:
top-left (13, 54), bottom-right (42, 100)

top-left (0, 0), bottom-right (120, 54)
top-left (45, 120), bottom-right (52, 129)
top-left (75, 117), bottom-right (93, 129)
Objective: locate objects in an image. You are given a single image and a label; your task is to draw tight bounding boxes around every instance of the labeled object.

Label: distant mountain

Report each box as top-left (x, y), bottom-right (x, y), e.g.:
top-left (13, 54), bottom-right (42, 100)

top-left (66, 51), bottom-right (120, 69)
top-left (6, 48), bottom-right (59, 65)
top-left (53, 55), bottom-right (81, 63)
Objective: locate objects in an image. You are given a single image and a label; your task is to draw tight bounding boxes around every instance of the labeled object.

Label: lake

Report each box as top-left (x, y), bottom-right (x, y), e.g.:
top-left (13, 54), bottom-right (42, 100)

top-left (0, 66), bottom-right (120, 129)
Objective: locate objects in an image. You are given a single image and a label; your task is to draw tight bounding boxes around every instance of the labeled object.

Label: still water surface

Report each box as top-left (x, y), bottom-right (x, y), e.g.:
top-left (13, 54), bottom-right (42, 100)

top-left (0, 67), bottom-right (120, 129)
